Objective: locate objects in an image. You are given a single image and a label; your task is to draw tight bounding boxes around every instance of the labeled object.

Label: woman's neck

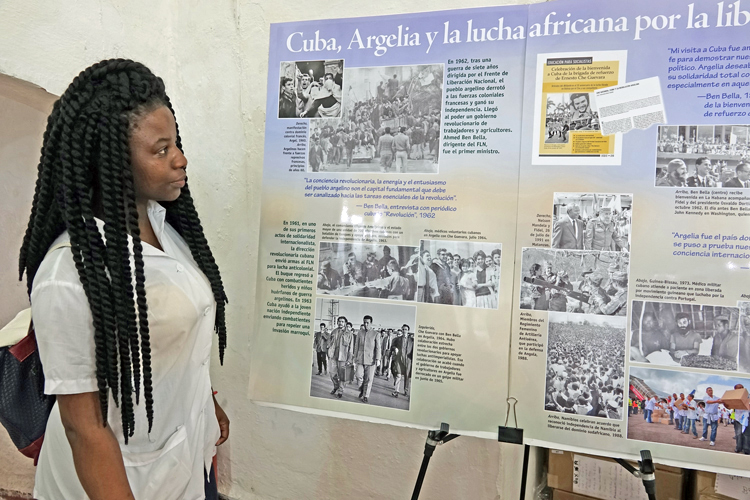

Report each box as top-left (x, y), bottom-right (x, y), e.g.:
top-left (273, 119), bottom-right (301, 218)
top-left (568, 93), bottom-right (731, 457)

top-left (136, 199), bottom-right (162, 250)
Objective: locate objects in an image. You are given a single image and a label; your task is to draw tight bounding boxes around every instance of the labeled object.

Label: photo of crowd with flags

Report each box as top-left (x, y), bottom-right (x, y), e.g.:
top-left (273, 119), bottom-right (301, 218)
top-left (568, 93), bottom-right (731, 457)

top-left (630, 301), bottom-right (740, 372)
top-left (310, 298), bottom-right (416, 411)
top-left (306, 63), bottom-right (443, 173)
top-left (543, 92), bottom-right (601, 144)
top-left (628, 366), bottom-right (750, 453)
top-left (519, 248), bottom-right (629, 316)
top-left (655, 124), bottom-right (750, 188)
top-left (544, 313), bottom-right (626, 419)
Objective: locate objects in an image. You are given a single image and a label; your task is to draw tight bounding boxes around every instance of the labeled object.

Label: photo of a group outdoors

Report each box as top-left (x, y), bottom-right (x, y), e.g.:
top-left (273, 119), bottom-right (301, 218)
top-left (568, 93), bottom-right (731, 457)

top-left (627, 302), bottom-right (750, 453)
top-left (543, 92), bottom-right (601, 144)
top-left (417, 240), bottom-right (501, 309)
top-left (307, 63), bottom-right (444, 173)
top-left (310, 298), bottom-right (416, 410)
top-left (654, 124), bottom-right (750, 188)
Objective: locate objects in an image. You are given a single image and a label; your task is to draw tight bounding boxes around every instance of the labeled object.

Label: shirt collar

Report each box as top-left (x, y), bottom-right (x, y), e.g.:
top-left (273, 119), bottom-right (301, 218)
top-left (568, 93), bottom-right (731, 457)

top-left (91, 201), bottom-right (169, 257)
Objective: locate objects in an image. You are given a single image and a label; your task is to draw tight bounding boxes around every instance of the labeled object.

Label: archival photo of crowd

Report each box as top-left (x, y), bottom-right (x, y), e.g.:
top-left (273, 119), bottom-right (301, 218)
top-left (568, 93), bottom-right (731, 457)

top-left (654, 124), bottom-right (750, 188)
top-left (544, 312), bottom-right (626, 419)
top-left (543, 92), bottom-right (601, 144)
top-left (551, 192), bottom-right (632, 252)
top-left (628, 366), bottom-right (750, 453)
top-left (417, 240), bottom-right (501, 309)
top-left (630, 301), bottom-right (740, 372)
top-left (316, 241), bottom-right (418, 301)
top-left (310, 298), bottom-right (416, 410)
top-left (278, 59), bottom-right (344, 119)
top-left (306, 63), bottom-right (443, 174)
top-left (519, 248), bottom-right (629, 316)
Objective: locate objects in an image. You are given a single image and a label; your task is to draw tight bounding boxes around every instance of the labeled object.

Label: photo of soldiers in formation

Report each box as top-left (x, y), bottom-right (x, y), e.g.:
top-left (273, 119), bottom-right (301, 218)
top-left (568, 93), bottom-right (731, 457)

top-left (306, 64), bottom-right (443, 173)
top-left (310, 298), bottom-right (415, 410)
top-left (655, 124), bottom-right (750, 188)
top-left (544, 313), bottom-right (626, 419)
top-left (417, 240), bottom-right (502, 309)
top-left (544, 92), bottom-right (601, 144)
top-left (519, 249), bottom-right (629, 316)
top-left (278, 59), bottom-right (344, 119)
top-left (630, 301), bottom-right (742, 372)
top-left (316, 242), bottom-right (417, 301)
top-left (551, 193), bottom-right (631, 252)
top-left (628, 367), bottom-right (750, 454)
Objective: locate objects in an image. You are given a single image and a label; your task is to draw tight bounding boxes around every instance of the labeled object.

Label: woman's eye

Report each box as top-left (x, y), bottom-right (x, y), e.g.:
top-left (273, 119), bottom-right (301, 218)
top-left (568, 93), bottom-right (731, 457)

top-left (158, 147), bottom-right (168, 155)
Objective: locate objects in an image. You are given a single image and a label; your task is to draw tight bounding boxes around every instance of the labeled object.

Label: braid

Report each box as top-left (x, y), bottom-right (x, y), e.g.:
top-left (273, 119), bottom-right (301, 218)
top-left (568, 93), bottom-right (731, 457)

top-left (19, 59), bottom-right (228, 441)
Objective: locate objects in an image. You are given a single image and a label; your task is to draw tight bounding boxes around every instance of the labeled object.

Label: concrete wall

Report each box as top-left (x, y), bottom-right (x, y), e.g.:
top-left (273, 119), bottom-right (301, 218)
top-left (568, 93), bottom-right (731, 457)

top-left (0, 1), bottom-right (537, 498)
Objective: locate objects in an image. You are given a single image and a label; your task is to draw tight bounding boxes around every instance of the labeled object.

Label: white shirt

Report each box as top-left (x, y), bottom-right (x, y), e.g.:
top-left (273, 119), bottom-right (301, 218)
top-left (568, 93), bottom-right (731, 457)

top-left (646, 397), bottom-right (655, 411)
top-left (686, 399), bottom-right (697, 419)
top-left (32, 201), bottom-right (220, 500)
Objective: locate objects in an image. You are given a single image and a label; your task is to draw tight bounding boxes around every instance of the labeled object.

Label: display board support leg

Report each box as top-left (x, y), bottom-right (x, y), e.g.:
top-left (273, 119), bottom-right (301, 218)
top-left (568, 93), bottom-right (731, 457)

top-left (614, 449), bottom-right (657, 500)
top-left (411, 422), bottom-right (459, 500)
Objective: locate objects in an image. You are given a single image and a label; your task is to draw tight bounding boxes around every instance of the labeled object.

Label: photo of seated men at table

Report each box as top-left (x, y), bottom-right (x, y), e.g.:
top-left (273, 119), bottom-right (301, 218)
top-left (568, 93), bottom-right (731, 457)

top-left (416, 240), bottom-right (502, 309)
top-left (630, 301), bottom-right (739, 372)
top-left (317, 242), bottom-right (418, 301)
top-left (310, 298), bottom-right (415, 410)
top-left (654, 124), bottom-right (750, 188)
top-left (551, 192), bottom-right (632, 252)
top-left (278, 59), bottom-right (344, 119)
top-left (519, 248), bottom-right (629, 316)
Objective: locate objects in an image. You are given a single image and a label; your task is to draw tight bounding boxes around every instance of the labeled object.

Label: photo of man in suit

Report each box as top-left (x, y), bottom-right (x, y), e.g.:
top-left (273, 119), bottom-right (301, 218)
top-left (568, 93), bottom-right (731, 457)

top-left (722, 162), bottom-right (750, 188)
top-left (686, 157), bottom-right (717, 187)
top-left (552, 204), bottom-right (584, 249)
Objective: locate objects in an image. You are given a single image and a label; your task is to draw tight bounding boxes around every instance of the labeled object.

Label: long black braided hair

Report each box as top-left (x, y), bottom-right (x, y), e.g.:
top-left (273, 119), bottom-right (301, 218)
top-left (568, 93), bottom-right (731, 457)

top-left (18, 59), bottom-right (228, 441)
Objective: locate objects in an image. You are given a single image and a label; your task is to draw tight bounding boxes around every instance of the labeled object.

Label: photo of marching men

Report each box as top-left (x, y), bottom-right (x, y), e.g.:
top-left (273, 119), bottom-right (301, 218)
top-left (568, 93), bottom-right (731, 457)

top-left (543, 92), bottom-right (601, 144)
top-left (630, 301), bottom-right (739, 371)
top-left (310, 298), bottom-right (416, 410)
top-left (278, 59), bottom-right (344, 119)
top-left (544, 313), bottom-right (626, 419)
top-left (654, 124), bottom-right (750, 188)
top-left (628, 366), bottom-right (750, 453)
top-left (416, 240), bottom-right (501, 309)
top-left (519, 248), bottom-right (629, 316)
top-left (316, 242), bottom-right (418, 301)
top-left (551, 193), bottom-right (632, 252)
top-left (306, 63), bottom-right (443, 173)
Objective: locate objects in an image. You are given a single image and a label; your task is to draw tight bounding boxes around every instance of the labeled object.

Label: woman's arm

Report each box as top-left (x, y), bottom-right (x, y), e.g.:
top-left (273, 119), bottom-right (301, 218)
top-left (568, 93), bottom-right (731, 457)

top-left (57, 392), bottom-right (135, 500)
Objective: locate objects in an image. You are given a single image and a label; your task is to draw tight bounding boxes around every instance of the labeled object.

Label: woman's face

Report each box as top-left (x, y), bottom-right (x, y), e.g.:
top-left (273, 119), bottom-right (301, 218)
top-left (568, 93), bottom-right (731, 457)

top-left (485, 256), bottom-right (492, 267)
top-left (130, 106), bottom-right (187, 204)
top-left (493, 254), bottom-right (501, 266)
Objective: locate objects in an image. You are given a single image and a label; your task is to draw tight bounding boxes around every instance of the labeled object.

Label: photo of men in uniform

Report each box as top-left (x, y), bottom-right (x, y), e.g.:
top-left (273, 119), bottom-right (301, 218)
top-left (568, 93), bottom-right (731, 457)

top-left (630, 301), bottom-right (739, 372)
top-left (551, 193), bottom-right (632, 252)
top-left (520, 248), bottom-right (629, 317)
top-left (655, 124), bottom-right (750, 188)
top-left (417, 240), bottom-right (502, 309)
top-left (310, 298), bottom-right (416, 410)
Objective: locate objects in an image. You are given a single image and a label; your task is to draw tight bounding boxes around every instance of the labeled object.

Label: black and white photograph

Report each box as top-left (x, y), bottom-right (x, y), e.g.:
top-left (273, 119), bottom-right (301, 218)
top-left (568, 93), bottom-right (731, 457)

top-left (544, 312), bottom-right (626, 419)
top-left (630, 301), bottom-right (739, 372)
top-left (551, 192), bottom-right (632, 251)
top-left (627, 366), bottom-right (749, 453)
top-left (316, 241), bottom-right (418, 301)
top-left (416, 240), bottom-right (501, 309)
top-left (544, 92), bottom-right (600, 144)
top-left (278, 59), bottom-right (344, 119)
top-left (310, 298), bottom-right (416, 410)
top-left (520, 248), bottom-right (628, 316)
top-left (739, 301), bottom-right (750, 374)
top-left (655, 124), bottom-right (750, 187)
top-left (307, 63), bottom-right (443, 173)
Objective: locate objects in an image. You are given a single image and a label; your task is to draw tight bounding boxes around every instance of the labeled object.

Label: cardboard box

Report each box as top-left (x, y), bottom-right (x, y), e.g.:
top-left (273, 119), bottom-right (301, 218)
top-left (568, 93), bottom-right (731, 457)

top-left (692, 470), bottom-right (745, 500)
top-left (720, 389), bottom-right (750, 410)
top-left (552, 489), bottom-right (601, 500)
top-left (548, 449), bottom-right (684, 500)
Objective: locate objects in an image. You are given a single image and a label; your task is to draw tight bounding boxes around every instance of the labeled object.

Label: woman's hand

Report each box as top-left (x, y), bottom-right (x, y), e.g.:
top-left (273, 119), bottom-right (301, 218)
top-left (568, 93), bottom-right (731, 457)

top-left (213, 395), bottom-right (230, 446)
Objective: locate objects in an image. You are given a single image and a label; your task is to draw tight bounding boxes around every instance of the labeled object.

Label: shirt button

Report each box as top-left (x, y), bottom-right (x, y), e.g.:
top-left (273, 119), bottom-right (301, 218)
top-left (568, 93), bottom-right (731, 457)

top-left (204, 307), bottom-right (211, 316)
top-left (176, 264), bottom-right (184, 272)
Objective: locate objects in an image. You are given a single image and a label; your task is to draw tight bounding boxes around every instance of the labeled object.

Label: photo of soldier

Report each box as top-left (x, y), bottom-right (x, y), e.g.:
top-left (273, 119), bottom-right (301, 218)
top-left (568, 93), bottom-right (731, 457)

top-left (551, 192), bottom-right (631, 252)
top-left (520, 248), bottom-right (629, 317)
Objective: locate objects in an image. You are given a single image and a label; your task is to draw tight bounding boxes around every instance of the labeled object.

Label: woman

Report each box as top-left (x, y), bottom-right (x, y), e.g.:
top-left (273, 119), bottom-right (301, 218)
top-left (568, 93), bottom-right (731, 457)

top-left (473, 250), bottom-right (494, 309)
top-left (486, 249), bottom-right (501, 310)
top-left (20, 59), bottom-right (229, 500)
top-left (278, 77), bottom-right (297, 118)
top-left (457, 258), bottom-right (476, 308)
